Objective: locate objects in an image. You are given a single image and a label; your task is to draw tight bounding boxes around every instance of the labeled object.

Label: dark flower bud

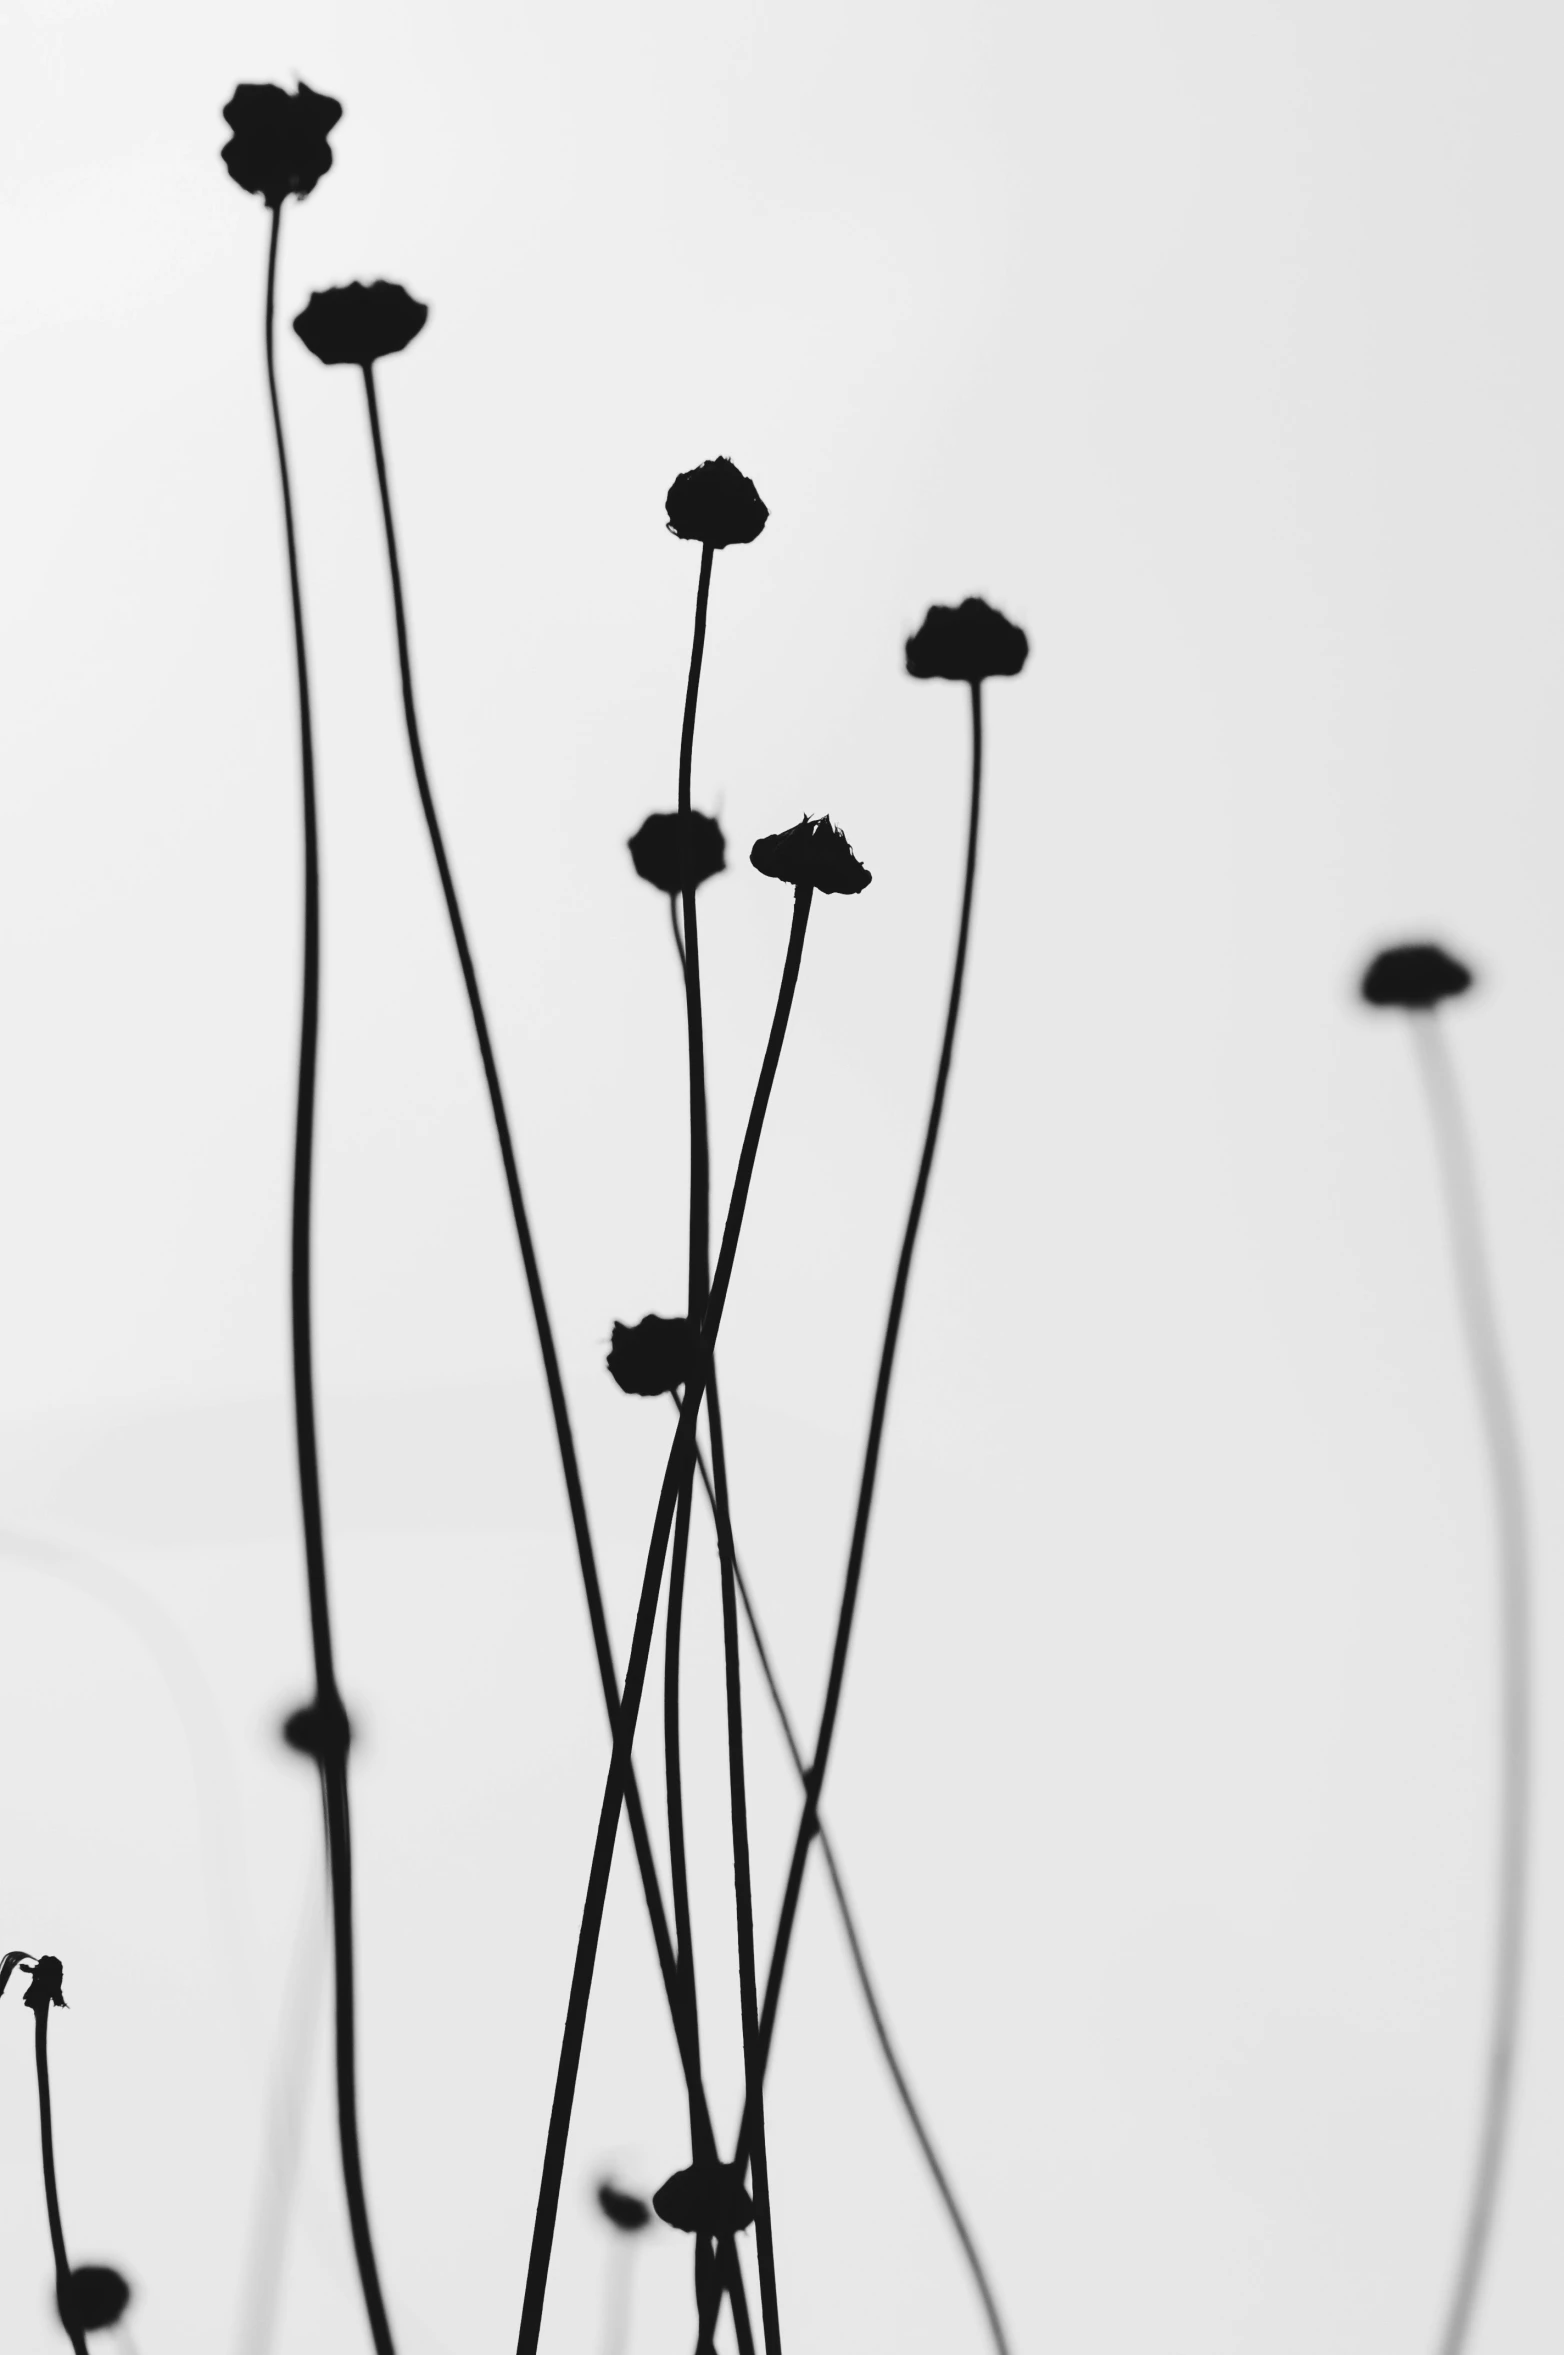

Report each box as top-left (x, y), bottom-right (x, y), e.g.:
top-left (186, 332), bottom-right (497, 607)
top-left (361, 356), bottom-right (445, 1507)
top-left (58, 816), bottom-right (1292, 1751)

top-left (596, 2181), bottom-right (653, 2234)
top-left (665, 459), bottom-right (768, 549)
top-left (628, 811), bottom-right (726, 895)
top-left (281, 1695), bottom-right (353, 1760)
top-left (293, 282), bottom-right (429, 368)
top-left (23, 1955), bottom-right (66, 2012)
top-left (61, 2266), bottom-right (132, 2335)
top-left (905, 597), bottom-right (1029, 683)
top-left (750, 815), bottom-right (871, 896)
top-left (1359, 943), bottom-right (1475, 1011)
top-left (221, 82), bottom-right (342, 209)
top-left (652, 2160), bottom-right (755, 2237)
top-left (607, 1316), bottom-right (694, 1398)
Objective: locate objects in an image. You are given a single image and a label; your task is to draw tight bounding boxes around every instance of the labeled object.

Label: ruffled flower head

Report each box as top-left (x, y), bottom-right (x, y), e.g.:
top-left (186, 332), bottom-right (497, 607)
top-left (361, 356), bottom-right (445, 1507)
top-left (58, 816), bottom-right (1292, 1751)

top-left (596, 2181), bottom-right (653, 2234)
top-left (665, 459), bottom-right (768, 549)
top-left (294, 282), bottom-right (429, 368)
top-left (750, 815), bottom-right (871, 896)
top-left (221, 82), bottom-right (342, 208)
top-left (628, 811), bottom-right (726, 895)
top-left (61, 2267), bottom-right (132, 2335)
top-left (905, 597), bottom-right (1029, 682)
top-left (1, 1952), bottom-right (67, 2011)
top-left (652, 2159), bottom-right (755, 2236)
top-left (1359, 943), bottom-right (1475, 1011)
top-left (608, 1316), bottom-right (695, 1398)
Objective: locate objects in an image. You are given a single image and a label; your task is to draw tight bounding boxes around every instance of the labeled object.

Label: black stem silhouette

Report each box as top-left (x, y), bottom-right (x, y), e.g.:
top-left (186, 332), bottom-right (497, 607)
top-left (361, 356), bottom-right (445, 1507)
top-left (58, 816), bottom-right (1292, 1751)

top-left (515, 885), bottom-right (815, 2355)
top-left (664, 539), bottom-right (717, 2170)
top-left (1409, 1017), bottom-right (1531, 2355)
top-left (707, 1371), bottom-right (784, 2355)
top-left (681, 1422), bottom-right (1012, 2355)
top-left (359, 369), bottom-right (746, 2273)
top-left (33, 2004), bottom-right (88, 2355)
top-left (752, 678), bottom-right (985, 2113)
top-left (262, 204), bottom-right (396, 2355)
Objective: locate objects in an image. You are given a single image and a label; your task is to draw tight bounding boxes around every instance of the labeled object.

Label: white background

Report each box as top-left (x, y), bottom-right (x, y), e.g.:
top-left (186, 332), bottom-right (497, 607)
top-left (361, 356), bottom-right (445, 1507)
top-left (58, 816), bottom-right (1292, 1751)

top-left (0, 0), bottom-right (1560, 2349)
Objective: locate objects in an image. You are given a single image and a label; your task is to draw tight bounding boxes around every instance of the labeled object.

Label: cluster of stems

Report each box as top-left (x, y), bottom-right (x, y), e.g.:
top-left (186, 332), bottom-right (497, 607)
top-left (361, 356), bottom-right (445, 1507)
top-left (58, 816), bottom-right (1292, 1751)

top-left (245, 106), bottom-right (1014, 2355)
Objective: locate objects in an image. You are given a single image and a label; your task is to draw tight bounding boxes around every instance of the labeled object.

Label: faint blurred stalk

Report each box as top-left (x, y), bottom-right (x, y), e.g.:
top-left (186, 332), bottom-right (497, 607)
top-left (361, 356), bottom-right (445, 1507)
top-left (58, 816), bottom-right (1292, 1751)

top-left (1360, 943), bottom-right (1531, 2355)
top-left (679, 1417), bottom-right (1013, 2355)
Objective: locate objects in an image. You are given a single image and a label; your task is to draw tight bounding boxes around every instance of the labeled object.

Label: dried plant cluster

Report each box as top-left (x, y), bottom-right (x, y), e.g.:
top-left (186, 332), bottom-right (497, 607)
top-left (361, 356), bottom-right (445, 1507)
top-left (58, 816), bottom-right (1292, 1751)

top-left (0, 74), bottom-right (1535, 2355)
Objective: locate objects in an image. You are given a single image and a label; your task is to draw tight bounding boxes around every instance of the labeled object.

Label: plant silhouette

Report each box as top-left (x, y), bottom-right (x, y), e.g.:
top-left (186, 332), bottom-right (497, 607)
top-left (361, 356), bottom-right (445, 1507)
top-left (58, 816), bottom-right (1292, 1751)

top-left (2, 1954), bottom-right (90, 2355)
top-left (220, 83), bottom-right (398, 2355)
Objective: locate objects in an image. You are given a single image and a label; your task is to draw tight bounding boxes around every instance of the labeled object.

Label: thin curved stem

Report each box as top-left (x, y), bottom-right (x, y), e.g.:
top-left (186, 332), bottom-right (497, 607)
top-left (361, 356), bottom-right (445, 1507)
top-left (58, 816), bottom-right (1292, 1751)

top-left (515, 887), bottom-right (814, 2355)
top-left (263, 205), bottom-right (395, 2355)
top-left (1411, 1017), bottom-right (1531, 2355)
top-left (707, 1371), bottom-right (783, 2355)
top-left (359, 372), bottom-right (743, 2258)
top-left (683, 1425), bottom-right (1011, 2355)
top-left (749, 676), bottom-right (986, 2125)
top-left (34, 2005), bottom-right (88, 2355)
top-left (664, 539), bottom-right (717, 2171)
top-left (665, 1471), bottom-right (706, 2141)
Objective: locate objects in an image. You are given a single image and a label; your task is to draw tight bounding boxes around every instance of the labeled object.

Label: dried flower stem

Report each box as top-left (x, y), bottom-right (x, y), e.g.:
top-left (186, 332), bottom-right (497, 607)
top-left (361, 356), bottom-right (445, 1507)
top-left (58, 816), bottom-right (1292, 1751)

top-left (751, 678), bottom-right (987, 2103)
top-left (359, 371), bottom-right (745, 2267)
top-left (32, 2003), bottom-right (88, 2355)
top-left (515, 885), bottom-right (815, 2355)
top-left (664, 539), bottom-right (718, 2154)
top-left (683, 1426), bottom-right (1011, 2355)
top-left (1410, 1017), bottom-right (1531, 2355)
top-left (262, 201), bottom-right (396, 2355)
top-left (706, 1371), bottom-right (784, 2355)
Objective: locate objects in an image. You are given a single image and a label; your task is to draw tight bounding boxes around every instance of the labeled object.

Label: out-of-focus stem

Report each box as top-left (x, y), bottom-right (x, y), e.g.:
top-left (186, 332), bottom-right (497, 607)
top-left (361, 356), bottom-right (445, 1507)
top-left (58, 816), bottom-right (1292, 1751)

top-left (707, 1371), bottom-right (784, 2355)
top-left (1411, 1017), bottom-right (1531, 2355)
top-left (683, 1428), bottom-right (1012, 2355)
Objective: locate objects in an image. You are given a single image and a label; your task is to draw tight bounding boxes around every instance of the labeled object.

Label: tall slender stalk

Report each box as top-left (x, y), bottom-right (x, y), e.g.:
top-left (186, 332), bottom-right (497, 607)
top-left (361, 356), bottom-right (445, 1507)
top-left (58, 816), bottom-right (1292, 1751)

top-left (516, 886), bottom-right (815, 2355)
top-left (262, 204), bottom-right (395, 2355)
top-left (707, 1371), bottom-right (783, 2355)
top-left (33, 2000), bottom-right (88, 2355)
top-left (359, 370), bottom-right (741, 2254)
top-left (750, 677), bottom-right (986, 2122)
top-left (664, 539), bottom-right (718, 2157)
top-left (684, 1427), bottom-right (1011, 2355)
top-left (1411, 1017), bottom-right (1531, 2355)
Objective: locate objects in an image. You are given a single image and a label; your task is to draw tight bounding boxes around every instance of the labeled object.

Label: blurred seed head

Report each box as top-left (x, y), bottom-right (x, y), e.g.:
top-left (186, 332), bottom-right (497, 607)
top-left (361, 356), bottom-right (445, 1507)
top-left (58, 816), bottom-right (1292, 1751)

top-left (221, 82), bottom-right (342, 208)
top-left (628, 811), bottom-right (726, 896)
top-left (280, 1695), bottom-right (353, 1761)
top-left (905, 597), bottom-right (1028, 682)
top-left (1359, 942), bottom-right (1475, 1011)
top-left (60, 2265), bottom-right (132, 2336)
top-left (294, 282), bottom-right (429, 367)
top-left (596, 2180), bottom-right (653, 2234)
top-left (652, 2159), bottom-right (754, 2236)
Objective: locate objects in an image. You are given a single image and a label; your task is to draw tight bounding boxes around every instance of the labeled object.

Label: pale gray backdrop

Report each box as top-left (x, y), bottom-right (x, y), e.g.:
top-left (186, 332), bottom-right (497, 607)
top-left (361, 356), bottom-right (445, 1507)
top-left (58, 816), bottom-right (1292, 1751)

top-left (0, 0), bottom-right (1560, 2349)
